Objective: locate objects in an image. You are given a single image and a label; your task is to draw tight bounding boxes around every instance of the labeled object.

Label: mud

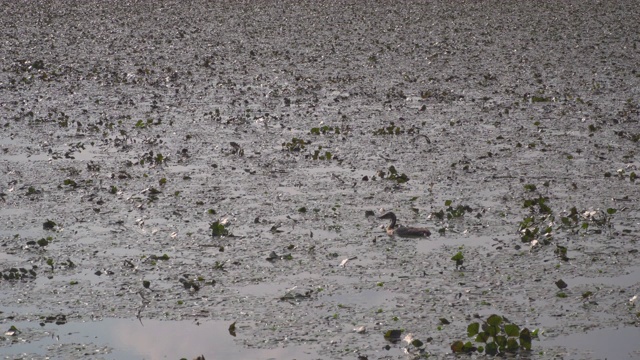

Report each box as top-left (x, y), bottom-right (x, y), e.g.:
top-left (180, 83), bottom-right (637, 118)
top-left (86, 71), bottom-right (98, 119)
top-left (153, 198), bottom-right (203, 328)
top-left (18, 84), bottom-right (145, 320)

top-left (1, 1), bottom-right (639, 359)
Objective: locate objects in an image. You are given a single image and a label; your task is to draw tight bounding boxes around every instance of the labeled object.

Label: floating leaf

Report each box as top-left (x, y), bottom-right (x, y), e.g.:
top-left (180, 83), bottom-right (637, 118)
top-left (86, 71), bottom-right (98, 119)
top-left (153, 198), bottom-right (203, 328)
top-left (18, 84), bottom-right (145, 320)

top-left (485, 341), bottom-right (498, 355)
top-left (606, 208), bottom-right (617, 215)
top-left (504, 323), bottom-right (520, 337)
top-left (519, 328), bottom-right (532, 350)
top-left (555, 279), bottom-right (568, 289)
top-left (43, 220), bottom-right (57, 230)
top-left (467, 322), bottom-right (480, 337)
top-left (228, 321), bottom-right (236, 337)
top-left (475, 332), bottom-right (489, 343)
top-left (506, 337), bottom-right (520, 352)
top-left (383, 329), bottom-right (403, 343)
top-left (411, 339), bottom-right (424, 347)
top-left (210, 221), bottom-right (229, 237)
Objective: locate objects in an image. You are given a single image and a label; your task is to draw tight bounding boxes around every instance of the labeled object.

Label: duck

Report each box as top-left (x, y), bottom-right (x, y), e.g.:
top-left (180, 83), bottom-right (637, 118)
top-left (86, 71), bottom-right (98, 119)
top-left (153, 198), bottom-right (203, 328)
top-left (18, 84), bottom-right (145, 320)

top-left (379, 212), bottom-right (431, 237)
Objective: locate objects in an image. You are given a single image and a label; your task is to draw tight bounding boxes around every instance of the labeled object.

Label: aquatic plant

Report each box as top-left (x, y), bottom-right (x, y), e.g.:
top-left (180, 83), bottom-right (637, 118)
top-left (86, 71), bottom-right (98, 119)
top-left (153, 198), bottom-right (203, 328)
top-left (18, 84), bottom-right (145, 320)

top-left (282, 137), bottom-right (309, 152)
top-left (451, 251), bottom-right (464, 270)
top-left (451, 314), bottom-right (537, 355)
top-left (210, 221), bottom-right (230, 237)
top-left (377, 165), bottom-right (409, 183)
top-left (431, 200), bottom-right (473, 221)
top-left (373, 122), bottom-right (403, 135)
top-left (310, 125), bottom-right (340, 135)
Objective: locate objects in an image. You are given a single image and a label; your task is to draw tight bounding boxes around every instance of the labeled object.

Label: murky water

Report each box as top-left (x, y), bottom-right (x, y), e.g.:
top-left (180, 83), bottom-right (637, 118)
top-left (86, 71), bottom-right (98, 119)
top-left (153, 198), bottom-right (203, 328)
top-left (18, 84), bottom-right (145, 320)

top-left (1, 0), bottom-right (639, 359)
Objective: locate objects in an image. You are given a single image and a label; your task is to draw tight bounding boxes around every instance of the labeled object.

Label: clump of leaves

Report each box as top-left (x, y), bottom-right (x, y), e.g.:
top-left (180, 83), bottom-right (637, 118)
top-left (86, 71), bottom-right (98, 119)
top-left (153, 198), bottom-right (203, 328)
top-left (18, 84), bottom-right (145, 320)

top-left (282, 137), bottom-right (309, 152)
top-left (431, 200), bottom-right (473, 220)
top-left (210, 221), bottom-right (230, 237)
top-left (310, 125), bottom-right (340, 135)
top-left (63, 179), bottom-right (77, 188)
top-left (1, 266), bottom-right (38, 281)
top-left (451, 251), bottom-right (464, 270)
top-left (310, 147), bottom-right (333, 160)
top-left (373, 122), bottom-right (404, 135)
top-left (518, 196), bottom-right (554, 244)
top-left (43, 219), bottom-right (57, 230)
top-left (179, 276), bottom-right (203, 291)
top-left (378, 165), bottom-right (409, 183)
top-left (451, 314), bottom-right (537, 355)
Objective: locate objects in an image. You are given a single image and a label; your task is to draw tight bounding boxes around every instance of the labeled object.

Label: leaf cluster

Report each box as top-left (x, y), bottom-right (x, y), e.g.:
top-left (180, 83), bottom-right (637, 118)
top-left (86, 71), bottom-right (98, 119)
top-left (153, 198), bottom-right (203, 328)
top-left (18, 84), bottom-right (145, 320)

top-left (451, 314), bottom-right (537, 355)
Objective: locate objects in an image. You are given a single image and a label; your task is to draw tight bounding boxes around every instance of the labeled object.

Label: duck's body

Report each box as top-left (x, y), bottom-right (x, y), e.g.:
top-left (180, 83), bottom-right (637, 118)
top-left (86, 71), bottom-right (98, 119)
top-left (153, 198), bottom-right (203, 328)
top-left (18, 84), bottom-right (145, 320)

top-left (379, 212), bottom-right (431, 238)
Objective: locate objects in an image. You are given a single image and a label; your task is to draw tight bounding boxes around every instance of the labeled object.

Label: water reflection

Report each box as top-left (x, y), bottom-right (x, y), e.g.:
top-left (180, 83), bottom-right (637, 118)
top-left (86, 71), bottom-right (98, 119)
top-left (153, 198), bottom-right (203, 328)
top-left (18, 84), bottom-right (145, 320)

top-left (0, 318), bottom-right (314, 360)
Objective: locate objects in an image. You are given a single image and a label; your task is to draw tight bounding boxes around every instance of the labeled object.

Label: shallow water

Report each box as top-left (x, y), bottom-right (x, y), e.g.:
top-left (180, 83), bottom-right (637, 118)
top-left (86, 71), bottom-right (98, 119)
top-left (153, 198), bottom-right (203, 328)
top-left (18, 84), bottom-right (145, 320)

top-left (1, 0), bottom-right (639, 359)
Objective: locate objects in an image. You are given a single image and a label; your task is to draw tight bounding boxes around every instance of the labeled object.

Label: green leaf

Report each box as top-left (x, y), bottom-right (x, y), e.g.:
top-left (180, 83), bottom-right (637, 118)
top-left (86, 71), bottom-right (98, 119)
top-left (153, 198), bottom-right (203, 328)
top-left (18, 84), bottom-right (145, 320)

top-left (486, 314), bottom-right (503, 326)
top-left (486, 324), bottom-right (500, 337)
top-left (451, 341), bottom-right (465, 353)
top-left (210, 221), bottom-right (229, 237)
top-left (411, 339), bottom-right (424, 347)
top-left (606, 208), bottom-right (617, 215)
top-left (506, 337), bottom-right (520, 352)
top-left (467, 322), bottom-right (480, 337)
top-left (475, 332), bottom-right (489, 343)
top-left (445, 199), bottom-right (453, 206)
top-left (520, 328), bottom-right (532, 350)
top-left (228, 321), bottom-right (237, 337)
top-left (43, 220), bottom-right (57, 230)
top-left (451, 251), bottom-right (464, 262)
top-left (485, 341), bottom-right (498, 355)
top-left (383, 329), bottom-right (402, 343)
top-left (504, 323), bottom-right (520, 337)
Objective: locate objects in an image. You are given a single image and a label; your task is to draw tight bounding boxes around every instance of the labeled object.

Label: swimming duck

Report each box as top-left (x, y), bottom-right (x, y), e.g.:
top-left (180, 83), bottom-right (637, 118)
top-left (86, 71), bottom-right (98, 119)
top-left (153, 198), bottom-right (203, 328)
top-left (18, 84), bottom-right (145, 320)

top-left (379, 212), bottom-right (431, 237)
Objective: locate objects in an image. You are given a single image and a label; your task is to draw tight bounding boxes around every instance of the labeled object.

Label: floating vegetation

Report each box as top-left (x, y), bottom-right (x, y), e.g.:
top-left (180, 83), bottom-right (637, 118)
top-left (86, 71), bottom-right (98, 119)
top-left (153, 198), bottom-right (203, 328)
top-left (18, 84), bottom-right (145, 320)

top-left (138, 151), bottom-right (167, 167)
top-left (147, 254), bottom-right (170, 261)
top-left (431, 200), bottom-right (473, 220)
top-left (451, 251), bottom-right (464, 270)
top-left (282, 137), bottom-right (309, 152)
top-left (310, 125), bottom-right (340, 135)
top-left (42, 219), bottom-right (57, 230)
top-left (210, 221), bottom-right (230, 237)
top-left (373, 122), bottom-right (403, 136)
top-left (451, 314), bottom-right (536, 355)
top-left (378, 165), bottom-right (409, 183)
top-left (36, 237), bottom-right (51, 247)
top-left (310, 147), bottom-right (333, 161)
top-left (1, 267), bottom-right (38, 281)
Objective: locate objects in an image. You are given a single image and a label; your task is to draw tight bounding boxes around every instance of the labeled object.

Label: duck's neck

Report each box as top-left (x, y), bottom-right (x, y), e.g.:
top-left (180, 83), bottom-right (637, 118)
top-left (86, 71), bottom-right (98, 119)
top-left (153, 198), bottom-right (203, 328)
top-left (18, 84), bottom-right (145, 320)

top-left (388, 217), bottom-right (397, 229)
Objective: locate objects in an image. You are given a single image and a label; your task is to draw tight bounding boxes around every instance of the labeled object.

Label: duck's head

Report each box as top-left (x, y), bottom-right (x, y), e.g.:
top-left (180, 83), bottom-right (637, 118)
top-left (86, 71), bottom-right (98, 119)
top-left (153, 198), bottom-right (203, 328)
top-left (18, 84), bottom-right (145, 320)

top-left (378, 212), bottom-right (397, 221)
